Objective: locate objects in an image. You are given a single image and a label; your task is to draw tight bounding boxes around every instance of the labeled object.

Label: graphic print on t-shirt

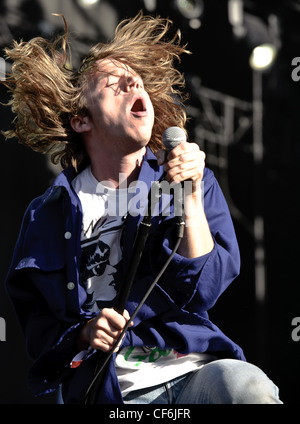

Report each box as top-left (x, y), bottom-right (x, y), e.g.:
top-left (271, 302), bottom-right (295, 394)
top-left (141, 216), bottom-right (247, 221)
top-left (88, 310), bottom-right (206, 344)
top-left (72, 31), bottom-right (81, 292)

top-left (80, 215), bottom-right (125, 312)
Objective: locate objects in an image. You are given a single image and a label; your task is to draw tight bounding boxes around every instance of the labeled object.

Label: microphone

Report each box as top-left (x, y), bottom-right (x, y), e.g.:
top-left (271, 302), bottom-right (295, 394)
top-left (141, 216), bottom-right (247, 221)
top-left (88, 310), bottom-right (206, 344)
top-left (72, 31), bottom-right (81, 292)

top-left (162, 126), bottom-right (186, 152)
top-left (162, 126), bottom-right (186, 230)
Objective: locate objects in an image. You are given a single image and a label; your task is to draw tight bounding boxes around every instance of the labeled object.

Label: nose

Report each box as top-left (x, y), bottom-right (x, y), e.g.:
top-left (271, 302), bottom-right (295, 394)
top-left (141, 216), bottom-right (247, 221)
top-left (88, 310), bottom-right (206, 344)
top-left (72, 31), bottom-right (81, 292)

top-left (126, 76), bottom-right (142, 92)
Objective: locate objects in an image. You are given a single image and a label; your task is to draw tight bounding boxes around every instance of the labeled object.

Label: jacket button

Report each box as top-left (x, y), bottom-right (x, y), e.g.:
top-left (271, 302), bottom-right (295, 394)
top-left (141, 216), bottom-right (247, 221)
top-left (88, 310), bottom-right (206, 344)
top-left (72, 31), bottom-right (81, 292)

top-left (64, 231), bottom-right (72, 239)
top-left (67, 282), bottom-right (75, 290)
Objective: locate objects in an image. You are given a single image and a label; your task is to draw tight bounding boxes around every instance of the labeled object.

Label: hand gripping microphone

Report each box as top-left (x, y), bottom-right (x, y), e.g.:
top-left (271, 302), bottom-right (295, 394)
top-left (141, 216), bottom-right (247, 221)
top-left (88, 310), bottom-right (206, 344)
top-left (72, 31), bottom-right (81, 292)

top-left (162, 126), bottom-right (186, 228)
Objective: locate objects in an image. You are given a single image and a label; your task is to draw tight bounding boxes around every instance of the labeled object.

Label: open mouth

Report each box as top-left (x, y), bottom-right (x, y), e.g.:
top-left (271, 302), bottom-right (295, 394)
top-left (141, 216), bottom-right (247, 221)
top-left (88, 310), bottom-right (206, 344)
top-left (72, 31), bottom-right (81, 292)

top-left (130, 97), bottom-right (147, 116)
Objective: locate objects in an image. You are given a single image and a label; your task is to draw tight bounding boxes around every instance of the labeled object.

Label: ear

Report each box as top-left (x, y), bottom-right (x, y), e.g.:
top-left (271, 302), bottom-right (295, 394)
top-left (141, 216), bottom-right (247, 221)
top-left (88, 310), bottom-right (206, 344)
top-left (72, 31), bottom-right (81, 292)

top-left (70, 115), bottom-right (92, 133)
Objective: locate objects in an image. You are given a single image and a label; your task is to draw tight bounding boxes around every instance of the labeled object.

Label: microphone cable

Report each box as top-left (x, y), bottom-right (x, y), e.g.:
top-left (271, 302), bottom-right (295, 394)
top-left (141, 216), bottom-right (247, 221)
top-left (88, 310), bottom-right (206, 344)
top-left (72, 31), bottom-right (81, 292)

top-left (84, 218), bottom-right (184, 404)
top-left (84, 126), bottom-right (187, 403)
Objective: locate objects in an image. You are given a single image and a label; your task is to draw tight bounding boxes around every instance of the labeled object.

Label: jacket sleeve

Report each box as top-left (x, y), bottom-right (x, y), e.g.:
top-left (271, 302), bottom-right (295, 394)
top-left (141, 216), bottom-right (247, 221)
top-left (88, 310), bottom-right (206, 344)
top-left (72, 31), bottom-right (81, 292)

top-left (5, 191), bottom-right (86, 396)
top-left (149, 168), bottom-right (240, 312)
top-left (6, 266), bottom-right (85, 395)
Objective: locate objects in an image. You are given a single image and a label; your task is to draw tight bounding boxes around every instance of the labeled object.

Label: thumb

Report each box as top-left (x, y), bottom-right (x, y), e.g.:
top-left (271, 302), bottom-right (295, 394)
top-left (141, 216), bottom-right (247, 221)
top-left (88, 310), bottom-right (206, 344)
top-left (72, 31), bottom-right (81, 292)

top-left (123, 309), bottom-right (134, 326)
top-left (155, 149), bottom-right (167, 166)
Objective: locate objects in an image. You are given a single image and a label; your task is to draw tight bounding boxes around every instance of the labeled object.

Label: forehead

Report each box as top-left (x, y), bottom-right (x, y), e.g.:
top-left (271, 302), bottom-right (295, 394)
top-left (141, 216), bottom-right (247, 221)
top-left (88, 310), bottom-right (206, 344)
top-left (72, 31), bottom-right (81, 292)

top-left (93, 58), bottom-right (138, 80)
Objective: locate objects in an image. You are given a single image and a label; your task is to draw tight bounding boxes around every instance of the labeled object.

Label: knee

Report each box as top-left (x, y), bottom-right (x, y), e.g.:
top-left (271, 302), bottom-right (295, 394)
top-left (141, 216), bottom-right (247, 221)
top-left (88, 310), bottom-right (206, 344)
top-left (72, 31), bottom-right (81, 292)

top-left (201, 359), bottom-right (281, 404)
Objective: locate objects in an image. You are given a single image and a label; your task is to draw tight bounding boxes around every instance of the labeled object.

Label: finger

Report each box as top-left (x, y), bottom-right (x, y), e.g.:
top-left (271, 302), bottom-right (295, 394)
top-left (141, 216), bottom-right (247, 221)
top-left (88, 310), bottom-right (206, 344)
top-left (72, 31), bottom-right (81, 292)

top-left (101, 308), bottom-right (128, 331)
top-left (166, 142), bottom-right (199, 161)
top-left (167, 165), bottom-right (204, 185)
top-left (123, 309), bottom-right (130, 321)
top-left (123, 309), bottom-right (134, 326)
top-left (95, 308), bottom-right (133, 342)
top-left (95, 329), bottom-right (119, 347)
top-left (165, 156), bottom-right (205, 181)
top-left (165, 155), bottom-right (204, 177)
top-left (165, 145), bottom-right (205, 170)
top-left (112, 310), bottom-right (133, 353)
top-left (165, 154), bottom-right (205, 184)
top-left (94, 310), bottom-right (133, 353)
top-left (94, 317), bottom-right (121, 339)
top-left (92, 334), bottom-right (118, 352)
top-left (155, 149), bottom-right (167, 166)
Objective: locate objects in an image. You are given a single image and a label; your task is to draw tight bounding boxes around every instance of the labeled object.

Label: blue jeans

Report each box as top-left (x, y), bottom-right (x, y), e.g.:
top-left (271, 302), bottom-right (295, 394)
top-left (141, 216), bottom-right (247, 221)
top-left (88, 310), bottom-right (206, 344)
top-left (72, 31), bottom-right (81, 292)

top-left (123, 359), bottom-right (283, 404)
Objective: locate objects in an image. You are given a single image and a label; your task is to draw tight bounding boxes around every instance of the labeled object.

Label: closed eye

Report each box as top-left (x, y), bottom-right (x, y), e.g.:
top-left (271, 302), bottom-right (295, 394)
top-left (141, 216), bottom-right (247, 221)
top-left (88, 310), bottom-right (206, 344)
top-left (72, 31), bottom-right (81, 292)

top-left (105, 75), bottom-right (119, 87)
top-left (106, 82), bottom-right (118, 87)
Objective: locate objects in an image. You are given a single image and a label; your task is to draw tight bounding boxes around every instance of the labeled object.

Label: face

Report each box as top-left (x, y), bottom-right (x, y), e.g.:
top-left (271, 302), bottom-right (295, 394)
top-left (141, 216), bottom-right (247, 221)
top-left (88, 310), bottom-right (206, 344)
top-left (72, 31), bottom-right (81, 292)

top-left (82, 59), bottom-right (155, 153)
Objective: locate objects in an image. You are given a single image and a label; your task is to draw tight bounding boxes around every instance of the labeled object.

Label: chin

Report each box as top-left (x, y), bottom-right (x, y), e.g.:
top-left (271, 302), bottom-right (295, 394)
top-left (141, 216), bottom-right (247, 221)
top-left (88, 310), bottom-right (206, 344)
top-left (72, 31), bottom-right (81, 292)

top-left (125, 133), bottom-right (150, 149)
top-left (137, 127), bottom-right (153, 145)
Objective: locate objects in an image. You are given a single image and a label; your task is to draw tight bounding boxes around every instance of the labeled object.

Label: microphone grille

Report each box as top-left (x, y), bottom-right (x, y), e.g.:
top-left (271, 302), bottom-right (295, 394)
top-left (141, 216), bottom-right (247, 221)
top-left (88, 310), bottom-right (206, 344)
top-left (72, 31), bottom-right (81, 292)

top-left (162, 126), bottom-right (186, 152)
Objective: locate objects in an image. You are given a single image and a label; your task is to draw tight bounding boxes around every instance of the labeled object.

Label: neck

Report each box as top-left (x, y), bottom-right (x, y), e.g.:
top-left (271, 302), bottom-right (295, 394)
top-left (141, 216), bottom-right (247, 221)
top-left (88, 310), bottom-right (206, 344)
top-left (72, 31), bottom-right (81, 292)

top-left (89, 146), bottom-right (146, 188)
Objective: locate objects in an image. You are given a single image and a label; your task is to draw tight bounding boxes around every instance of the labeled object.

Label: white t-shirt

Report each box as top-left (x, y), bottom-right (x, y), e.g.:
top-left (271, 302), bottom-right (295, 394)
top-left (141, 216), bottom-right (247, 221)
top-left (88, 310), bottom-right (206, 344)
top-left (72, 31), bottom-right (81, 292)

top-left (116, 346), bottom-right (215, 395)
top-left (72, 166), bottom-right (130, 312)
top-left (72, 166), bottom-right (215, 395)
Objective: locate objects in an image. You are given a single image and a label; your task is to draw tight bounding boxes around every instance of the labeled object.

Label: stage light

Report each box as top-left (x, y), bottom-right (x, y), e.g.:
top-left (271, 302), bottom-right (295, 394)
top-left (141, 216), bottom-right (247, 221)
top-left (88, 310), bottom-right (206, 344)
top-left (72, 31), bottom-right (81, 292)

top-left (231, 12), bottom-right (278, 72)
top-left (189, 18), bottom-right (201, 29)
top-left (143, 0), bottom-right (157, 12)
top-left (244, 14), bottom-right (278, 71)
top-left (175, 0), bottom-right (204, 19)
top-left (77, 0), bottom-right (100, 8)
top-left (249, 43), bottom-right (277, 71)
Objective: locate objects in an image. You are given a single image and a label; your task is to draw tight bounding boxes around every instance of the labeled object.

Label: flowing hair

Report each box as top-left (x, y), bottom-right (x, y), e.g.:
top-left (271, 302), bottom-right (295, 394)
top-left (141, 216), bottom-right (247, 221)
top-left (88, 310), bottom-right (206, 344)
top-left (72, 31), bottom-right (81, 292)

top-left (2, 12), bottom-right (190, 170)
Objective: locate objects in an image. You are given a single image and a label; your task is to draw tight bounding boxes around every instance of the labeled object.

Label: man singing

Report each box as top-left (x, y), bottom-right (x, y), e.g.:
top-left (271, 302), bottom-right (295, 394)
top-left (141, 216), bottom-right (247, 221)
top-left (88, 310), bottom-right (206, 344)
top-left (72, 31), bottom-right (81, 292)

top-left (3, 12), bottom-right (282, 404)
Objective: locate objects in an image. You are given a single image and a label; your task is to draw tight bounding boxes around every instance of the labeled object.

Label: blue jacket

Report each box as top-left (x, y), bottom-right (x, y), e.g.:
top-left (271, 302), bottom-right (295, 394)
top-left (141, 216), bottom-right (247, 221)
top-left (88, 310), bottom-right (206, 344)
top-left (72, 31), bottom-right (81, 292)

top-left (5, 148), bottom-right (245, 404)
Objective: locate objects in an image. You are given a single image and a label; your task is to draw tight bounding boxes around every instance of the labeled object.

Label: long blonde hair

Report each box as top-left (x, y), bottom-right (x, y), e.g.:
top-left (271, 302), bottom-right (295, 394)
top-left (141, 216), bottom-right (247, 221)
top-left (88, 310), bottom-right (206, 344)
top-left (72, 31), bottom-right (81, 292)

top-left (3, 12), bottom-right (189, 170)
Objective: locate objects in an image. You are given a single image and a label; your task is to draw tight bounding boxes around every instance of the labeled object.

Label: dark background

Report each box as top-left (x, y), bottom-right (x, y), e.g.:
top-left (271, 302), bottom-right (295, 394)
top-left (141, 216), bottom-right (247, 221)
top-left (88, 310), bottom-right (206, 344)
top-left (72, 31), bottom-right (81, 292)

top-left (0, 0), bottom-right (299, 404)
